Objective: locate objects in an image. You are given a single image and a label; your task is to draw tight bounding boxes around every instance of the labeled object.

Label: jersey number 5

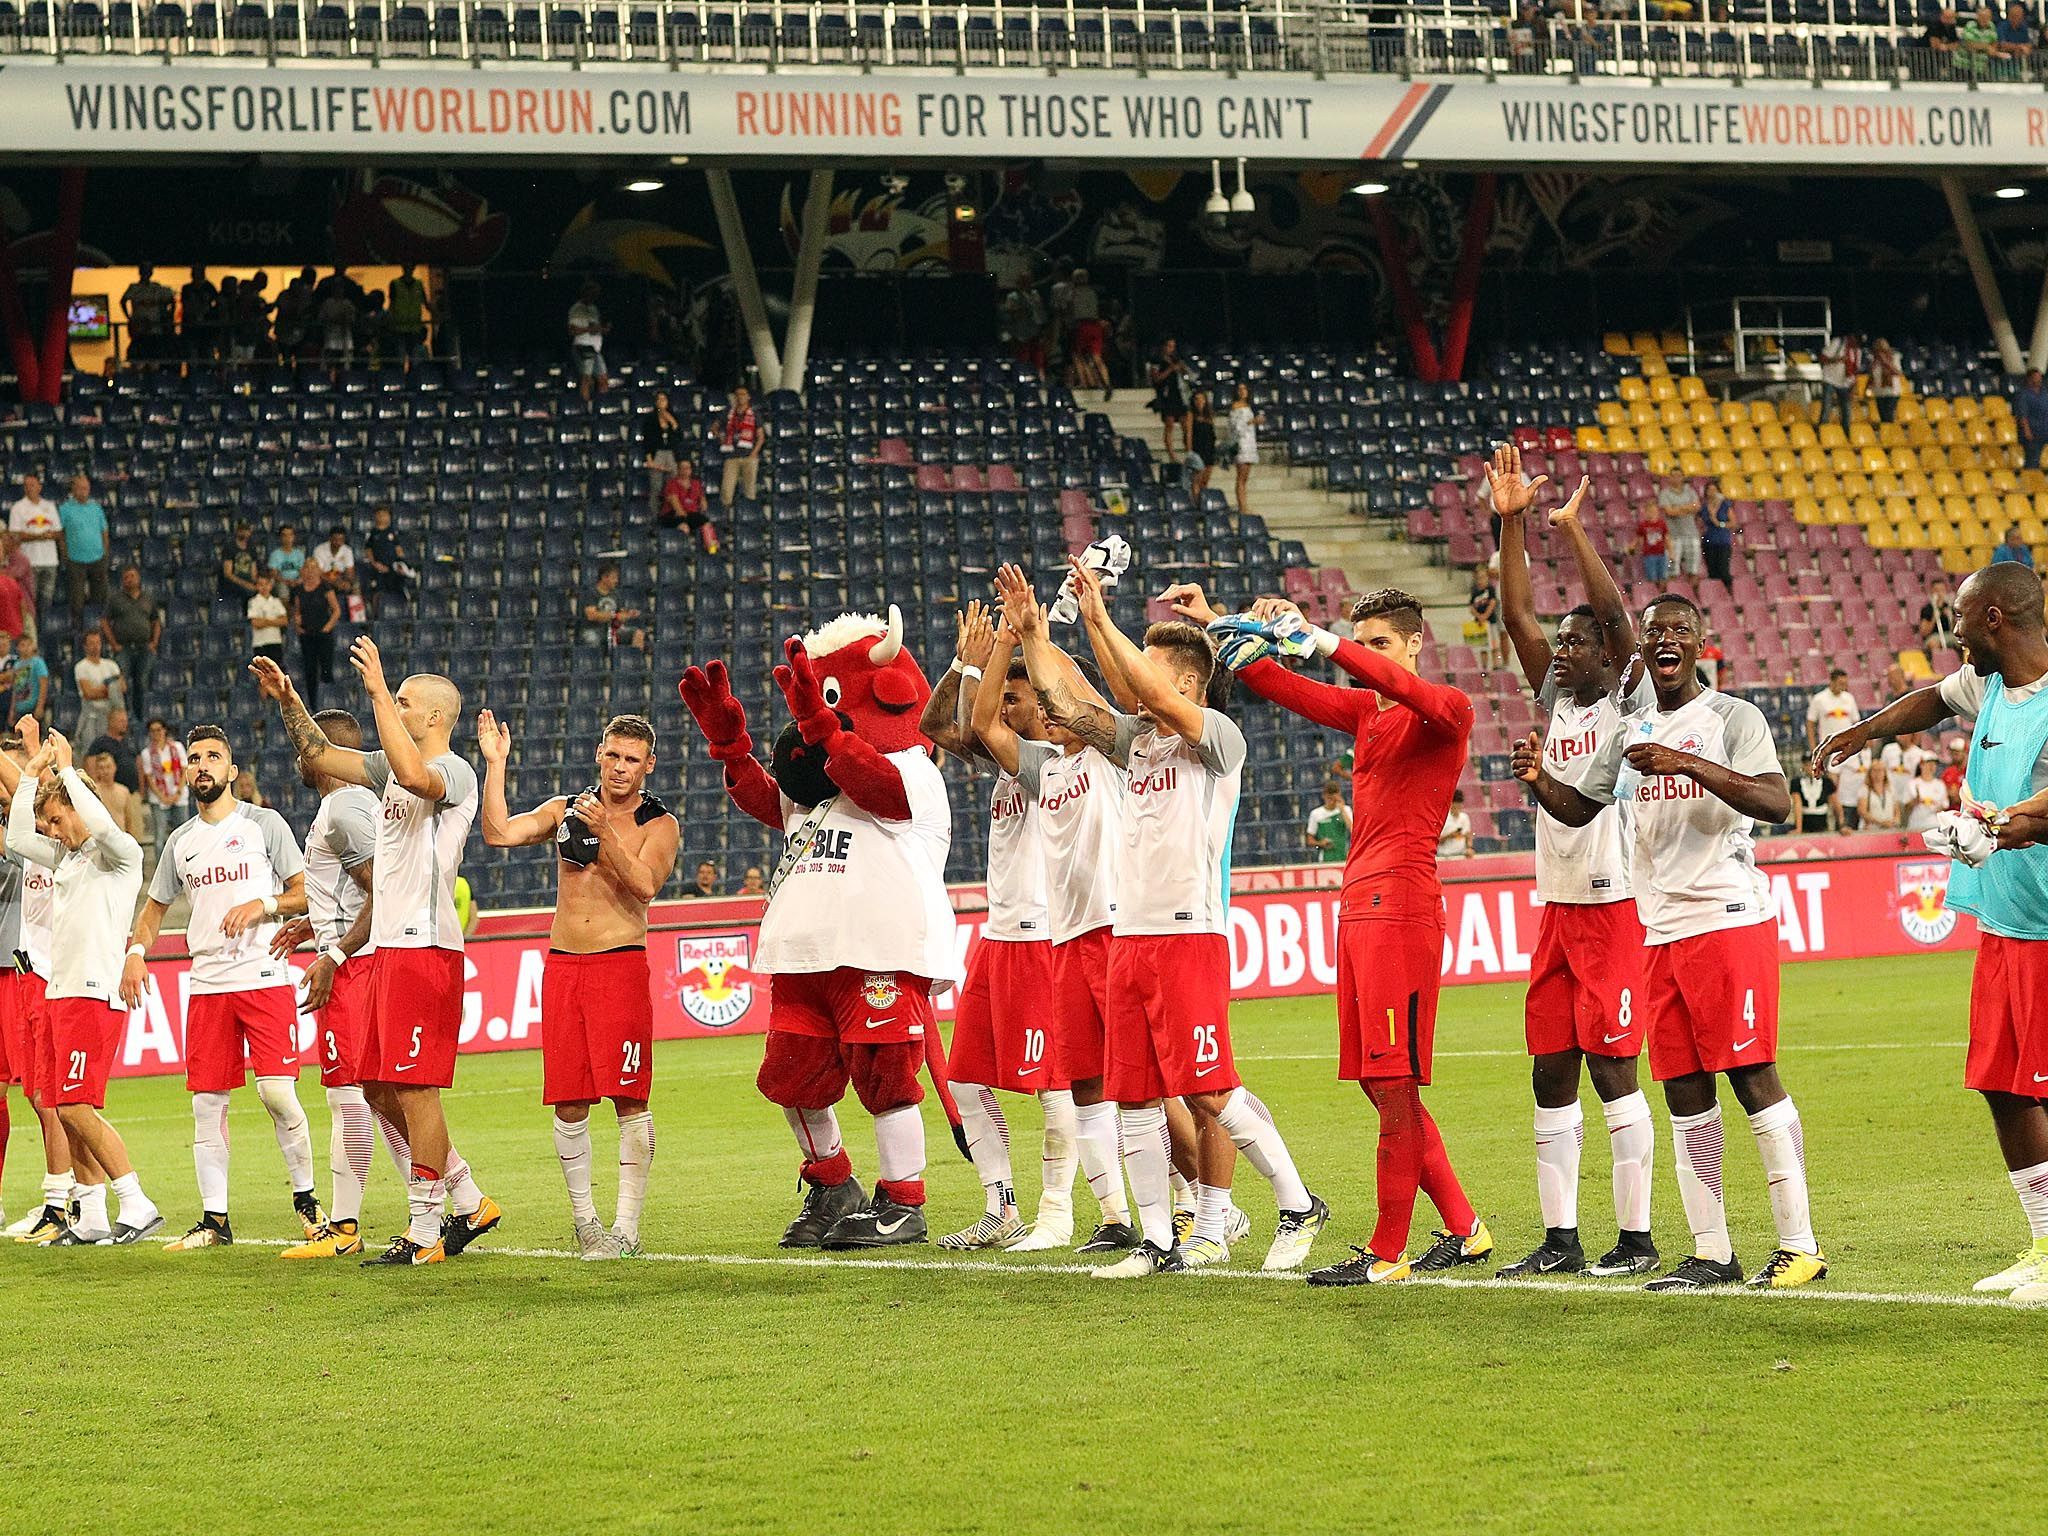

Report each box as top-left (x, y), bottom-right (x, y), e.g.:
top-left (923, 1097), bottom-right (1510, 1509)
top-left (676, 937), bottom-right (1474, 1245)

top-left (1193, 1024), bottom-right (1220, 1065)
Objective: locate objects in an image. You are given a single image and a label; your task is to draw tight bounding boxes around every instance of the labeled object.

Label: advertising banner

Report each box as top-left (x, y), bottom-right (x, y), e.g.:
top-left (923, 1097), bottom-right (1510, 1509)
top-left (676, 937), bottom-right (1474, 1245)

top-left (106, 850), bottom-right (1973, 1079)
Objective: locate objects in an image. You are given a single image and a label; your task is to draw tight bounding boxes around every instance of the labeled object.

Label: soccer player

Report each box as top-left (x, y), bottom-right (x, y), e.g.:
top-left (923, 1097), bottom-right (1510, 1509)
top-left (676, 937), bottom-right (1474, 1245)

top-left (7, 729), bottom-right (161, 1244)
top-left (1194, 587), bottom-right (1491, 1286)
top-left (1489, 445), bottom-right (1660, 1279)
top-left (121, 726), bottom-right (321, 1250)
top-left (1814, 562), bottom-right (2048, 1296)
top-left (1024, 558), bottom-right (1327, 1278)
top-left (255, 640), bottom-right (500, 1267)
top-left (477, 710), bottom-right (677, 1260)
top-left (1517, 594), bottom-right (1824, 1291)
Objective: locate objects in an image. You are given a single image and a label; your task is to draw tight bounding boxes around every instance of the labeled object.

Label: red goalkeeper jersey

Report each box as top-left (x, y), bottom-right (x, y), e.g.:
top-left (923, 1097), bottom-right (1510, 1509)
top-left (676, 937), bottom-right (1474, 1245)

top-left (1239, 639), bottom-right (1473, 925)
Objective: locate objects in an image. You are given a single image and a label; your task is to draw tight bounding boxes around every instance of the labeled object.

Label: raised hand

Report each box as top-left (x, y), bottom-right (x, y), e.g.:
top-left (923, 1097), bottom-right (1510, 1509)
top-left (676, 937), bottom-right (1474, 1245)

top-left (1160, 582), bottom-right (1219, 626)
top-left (46, 730), bottom-right (71, 773)
top-left (1549, 475), bottom-right (1592, 528)
top-left (1625, 741), bottom-right (1696, 778)
top-left (476, 708), bottom-right (512, 765)
top-left (994, 563), bottom-right (1043, 638)
top-left (1067, 555), bottom-right (1109, 626)
top-left (248, 655), bottom-right (297, 704)
top-left (1487, 442), bottom-right (1546, 519)
top-left (1247, 596), bottom-right (1306, 625)
top-left (119, 951), bottom-right (148, 1010)
top-left (1511, 729), bottom-right (1543, 783)
top-left (957, 599), bottom-right (996, 670)
top-left (774, 638), bottom-right (836, 741)
top-left (15, 716), bottom-right (40, 758)
top-left (678, 660), bottom-right (749, 750)
top-left (349, 635), bottom-right (390, 700)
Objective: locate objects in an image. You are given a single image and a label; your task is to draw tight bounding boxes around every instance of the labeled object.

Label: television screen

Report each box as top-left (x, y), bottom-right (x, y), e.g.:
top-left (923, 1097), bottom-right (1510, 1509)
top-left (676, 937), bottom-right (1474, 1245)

top-left (68, 296), bottom-right (109, 341)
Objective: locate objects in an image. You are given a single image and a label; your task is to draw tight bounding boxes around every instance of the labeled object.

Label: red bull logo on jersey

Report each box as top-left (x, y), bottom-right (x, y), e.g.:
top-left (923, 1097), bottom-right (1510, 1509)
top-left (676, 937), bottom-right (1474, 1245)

top-left (1131, 766), bottom-right (1180, 798)
top-left (1040, 772), bottom-right (1092, 815)
top-left (1673, 731), bottom-right (1708, 756)
top-left (1636, 776), bottom-right (1707, 803)
top-left (674, 933), bottom-right (762, 1029)
top-left (187, 861), bottom-right (251, 889)
top-left (991, 788), bottom-right (1028, 822)
top-left (1546, 726), bottom-right (1601, 768)
top-left (1894, 858), bottom-right (1957, 946)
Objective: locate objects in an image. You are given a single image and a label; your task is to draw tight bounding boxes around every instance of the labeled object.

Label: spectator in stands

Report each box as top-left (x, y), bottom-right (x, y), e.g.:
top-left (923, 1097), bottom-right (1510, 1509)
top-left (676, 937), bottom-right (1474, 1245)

top-left (388, 265), bottom-right (431, 363)
top-left (1806, 666), bottom-right (1861, 752)
top-left (268, 523), bottom-right (306, 585)
top-left (362, 504), bottom-right (411, 617)
top-left (218, 519), bottom-right (261, 602)
top-left (247, 571), bottom-right (288, 666)
top-left (1795, 767), bottom-right (1834, 834)
top-left (718, 385), bottom-right (764, 507)
top-left (580, 563), bottom-right (647, 652)
top-left (1859, 759), bottom-right (1903, 831)
top-left (314, 525), bottom-right (357, 595)
top-left (1148, 338), bottom-right (1193, 456)
top-left (88, 708), bottom-right (138, 796)
top-left (318, 282), bottom-right (357, 364)
top-left (1228, 383), bottom-right (1263, 515)
top-left (1305, 780), bottom-right (1351, 864)
top-left (1507, 1), bottom-right (1545, 67)
top-left (999, 274), bottom-right (1048, 374)
top-left (0, 546), bottom-right (24, 649)
top-left (1658, 472), bottom-right (1703, 576)
top-left (1959, 4), bottom-right (2002, 71)
top-left (1881, 731), bottom-right (1929, 777)
top-left (273, 269), bottom-right (313, 361)
top-left (1066, 269), bottom-right (1111, 399)
top-left (1468, 568), bottom-right (1502, 667)
top-left (2018, 369), bottom-right (2048, 460)
top-left (657, 462), bottom-right (719, 554)
top-left (6, 635), bottom-right (49, 724)
top-left (1831, 745), bottom-right (1869, 831)
top-left (1700, 482), bottom-right (1735, 586)
top-left (1186, 390), bottom-right (1219, 500)
top-left (1993, 524), bottom-right (2037, 569)
top-left (139, 716), bottom-right (188, 853)
top-left (2, 533), bottom-right (35, 643)
top-left (101, 564), bottom-right (159, 722)
top-left (57, 472), bottom-right (110, 628)
top-left (1697, 629), bottom-right (1725, 689)
top-left (355, 291), bottom-right (389, 366)
top-left (72, 631), bottom-right (122, 745)
top-left (1923, 2), bottom-right (1961, 59)
top-left (569, 280), bottom-right (611, 404)
top-left (1868, 338), bottom-right (1906, 422)
top-left (739, 867), bottom-right (767, 897)
top-left (121, 264), bottom-right (175, 364)
top-left (9, 473), bottom-right (62, 618)
top-left (84, 746), bottom-right (140, 847)
top-left (1919, 579), bottom-right (1956, 648)
top-left (1437, 789), bottom-right (1474, 859)
top-left (1942, 736), bottom-right (1969, 799)
top-left (683, 861), bottom-right (721, 898)
top-left (180, 266), bottom-right (219, 361)
top-left (1884, 655), bottom-right (1914, 701)
top-left (1632, 502), bottom-right (1669, 584)
top-left (235, 767), bottom-right (268, 808)
top-left (228, 272), bottom-right (270, 364)
top-left (1818, 332), bottom-right (1861, 427)
top-left (1998, 0), bottom-right (2036, 55)
top-left (1906, 755), bottom-right (1951, 831)
top-left (642, 389), bottom-right (688, 516)
top-left (290, 561), bottom-right (342, 710)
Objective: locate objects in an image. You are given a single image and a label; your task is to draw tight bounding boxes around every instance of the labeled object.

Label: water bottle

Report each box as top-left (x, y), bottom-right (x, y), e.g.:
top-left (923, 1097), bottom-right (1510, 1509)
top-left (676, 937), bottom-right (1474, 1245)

top-left (1611, 716), bottom-right (1657, 805)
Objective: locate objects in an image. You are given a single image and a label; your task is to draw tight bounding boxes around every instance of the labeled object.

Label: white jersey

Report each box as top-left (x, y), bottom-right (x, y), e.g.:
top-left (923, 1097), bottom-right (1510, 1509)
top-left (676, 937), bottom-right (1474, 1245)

top-left (363, 749), bottom-right (477, 951)
top-left (150, 801), bottom-right (303, 994)
top-left (758, 746), bottom-right (956, 981)
top-left (0, 854), bottom-right (19, 962)
top-left (1581, 688), bottom-right (1782, 945)
top-left (1536, 671), bottom-right (1653, 905)
top-left (1110, 710), bottom-right (1245, 939)
top-left (982, 765), bottom-right (1048, 942)
top-left (19, 858), bottom-right (54, 978)
top-left (305, 786), bottom-right (380, 951)
top-left (1015, 740), bottom-right (1122, 945)
top-left (8, 770), bottom-right (142, 1007)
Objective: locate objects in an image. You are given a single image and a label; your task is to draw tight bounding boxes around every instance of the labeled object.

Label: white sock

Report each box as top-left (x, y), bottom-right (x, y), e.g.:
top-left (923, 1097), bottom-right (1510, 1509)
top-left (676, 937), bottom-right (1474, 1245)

top-left (2010, 1160), bottom-right (2048, 1241)
top-left (406, 1173), bottom-right (446, 1246)
top-left (192, 1090), bottom-right (232, 1215)
top-left (956, 1083), bottom-right (1014, 1215)
top-left (1192, 1181), bottom-right (1229, 1244)
top-left (1169, 1165), bottom-right (1194, 1212)
top-left (1073, 1100), bottom-right (1129, 1224)
top-left (43, 1170), bottom-right (71, 1212)
top-left (782, 1105), bottom-right (843, 1166)
top-left (75, 1182), bottom-right (110, 1236)
top-left (872, 1104), bottom-right (926, 1184)
top-left (444, 1148), bottom-right (483, 1218)
top-left (372, 1105), bottom-right (411, 1176)
top-left (554, 1115), bottom-right (598, 1225)
top-left (1118, 1106), bottom-right (1173, 1250)
top-left (256, 1076), bottom-right (316, 1195)
top-left (1603, 1090), bottom-right (1655, 1235)
top-left (326, 1086), bottom-right (373, 1224)
top-left (1670, 1106), bottom-right (1731, 1265)
top-left (616, 1112), bottom-right (654, 1242)
top-left (111, 1170), bottom-right (157, 1228)
top-left (1215, 1086), bottom-right (1311, 1212)
top-left (1035, 1088), bottom-right (1078, 1222)
top-left (1533, 1100), bottom-right (1584, 1231)
top-left (1747, 1097), bottom-right (1817, 1256)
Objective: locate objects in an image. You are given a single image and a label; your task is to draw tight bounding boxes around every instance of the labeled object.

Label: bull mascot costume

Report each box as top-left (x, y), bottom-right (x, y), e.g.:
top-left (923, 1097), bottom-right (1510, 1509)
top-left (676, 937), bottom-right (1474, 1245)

top-left (680, 606), bottom-right (959, 1248)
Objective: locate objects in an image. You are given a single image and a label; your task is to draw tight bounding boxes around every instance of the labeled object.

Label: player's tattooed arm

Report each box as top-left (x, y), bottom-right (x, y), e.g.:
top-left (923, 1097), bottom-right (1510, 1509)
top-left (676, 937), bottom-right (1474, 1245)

top-left (254, 655), bottom-right (373, 787)
top-left (922, 602), bottom-right (992, 763)
top-left (1548, 475), bottom-right (1635, 681)
top-left (1489, 444), bottom-right (1559, 693)
top-left (1511, 729), bottom-right (1606, 827)
top-left (1043, 694), bottom-right (1128, 766)
top-left (1005, 563), bottom-right (1133, 767)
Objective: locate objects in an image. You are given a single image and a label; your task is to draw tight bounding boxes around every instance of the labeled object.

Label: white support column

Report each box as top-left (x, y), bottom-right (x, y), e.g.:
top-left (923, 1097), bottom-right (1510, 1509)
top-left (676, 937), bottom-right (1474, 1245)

top-left (780, 168), bottom-right (834, 400)
top-left (1941, 176), bottom-right (2025, 375)
top-left (2027, 265), bottom-right (2048, 375)
top-left (707, 167), bottom-right (783, 392)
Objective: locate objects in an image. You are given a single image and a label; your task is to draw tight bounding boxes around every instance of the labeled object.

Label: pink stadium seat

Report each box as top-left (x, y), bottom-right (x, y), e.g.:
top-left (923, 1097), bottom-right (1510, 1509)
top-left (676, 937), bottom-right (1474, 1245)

top-left (875, 437), bottom-right (913, 465)
top-left (1545, 427), bottom-right (1575, 453)
top-left (951, 464), bottom-right (987, 494)
top-left (1431, 480), bottom-right (1464, 510)
top-left (986, 464), bottom-right (1021, 492)
top-left (1446, 532), bottom-right (1484, 567)
top-left (1057, 489), bottom-right (1092, 521)
top-left (1283, 567), bottom-right (1317, 598)
top-left (915, 464), bottom-right (951, 494)
top-left (1512, 427), bottom-right (1543, 451)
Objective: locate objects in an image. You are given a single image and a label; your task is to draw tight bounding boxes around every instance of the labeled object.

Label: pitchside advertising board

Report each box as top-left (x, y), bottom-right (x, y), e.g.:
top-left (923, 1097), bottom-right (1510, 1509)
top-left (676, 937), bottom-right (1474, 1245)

top-left (107, 851), bottom-right (1971, 1079)
top-left (1, 62), bottom-right (2039, 167)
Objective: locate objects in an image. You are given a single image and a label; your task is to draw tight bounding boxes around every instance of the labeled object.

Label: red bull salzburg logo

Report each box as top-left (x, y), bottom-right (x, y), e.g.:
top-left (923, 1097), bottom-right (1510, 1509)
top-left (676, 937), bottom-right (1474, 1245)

top-left (1894, 859), bottom-right (1957, 946)
top-left (674, 933), bottom-right (763, 1029)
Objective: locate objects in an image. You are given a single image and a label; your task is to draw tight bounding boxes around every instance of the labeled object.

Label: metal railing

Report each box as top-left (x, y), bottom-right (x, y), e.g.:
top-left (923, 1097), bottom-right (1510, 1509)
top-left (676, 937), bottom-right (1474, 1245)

top-left (2, 0), bottom-right (2044, 84)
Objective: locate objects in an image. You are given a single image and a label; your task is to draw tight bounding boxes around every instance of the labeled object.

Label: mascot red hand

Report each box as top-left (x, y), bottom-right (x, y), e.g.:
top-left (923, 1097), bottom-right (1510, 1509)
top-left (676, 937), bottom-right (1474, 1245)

top-left (678, 660), bottom-right (781, 828)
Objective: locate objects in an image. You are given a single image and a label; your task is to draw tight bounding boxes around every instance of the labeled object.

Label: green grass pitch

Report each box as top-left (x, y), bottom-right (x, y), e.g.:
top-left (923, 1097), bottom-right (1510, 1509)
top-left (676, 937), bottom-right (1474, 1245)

top-left (4, 950), bottom-right (2042, 1533)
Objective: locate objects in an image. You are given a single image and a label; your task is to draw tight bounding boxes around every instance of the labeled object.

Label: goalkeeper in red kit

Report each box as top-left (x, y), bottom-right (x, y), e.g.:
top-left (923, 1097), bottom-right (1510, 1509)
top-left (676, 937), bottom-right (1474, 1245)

top-left (1166, 583), bottom-right (1491, 1285)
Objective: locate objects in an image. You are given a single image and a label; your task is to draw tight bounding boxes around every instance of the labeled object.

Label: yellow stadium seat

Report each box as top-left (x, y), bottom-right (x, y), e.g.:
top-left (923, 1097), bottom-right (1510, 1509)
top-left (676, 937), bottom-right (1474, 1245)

top-left (1930, 472), bottom-right (1962, 497)
top-left (1897, 395), bottom-right (1924, 421)
top-left (1915, 495), bottom-right (1950, 525)
top-left (1787, 422), bottom-right (1819, 450)
top-left (1603, 332), bottom-right (1633, 356)
top-left (1866, 521), bottom-right (1900, 549)
top-left (1749, 400), bottom-right (1779, 425)
top-left (1854, 495), bottom-right (1885, 524)
top-left (1697, 426), bottom-right (1729, 451)
top-left (1630, 331), bottom-right (1659, 353)
top-left (1618, 377), bottom-right (1648, 403)
top-left (1991, 419), bottom-right (2019, 447)
top-left (1982, 393), bottom-right (2012, 417)
top-left (1962, 471), bottom-right (1992, 495)
top-left (1841, 471), bottom-right (1872, 497)
top-left (1749, 474), bottom-right (1782, 500)
top-left (1957, 517), bottom-right (1993, 547)
top-left (1827, 447), bottom-right (1861, 475)
top-left (1900, 470), bottom-right (1932, 497)
top-left (1900, 647), bottom-right (1935, 678)
top-left (2023, 516), bottom-right (2048, 542)
top-left (1720, 475), bottom-right (1752, 499)
top-left (2008, 492), bottom-right (2036, 520)
top-left (1667, 425), bottom-right (1699, 451)
top-left (1924, 397), bottom-right (1952, 421)
top-left (1943, 494), bottom-right (1973, 523)
top-left (1659, 401), bottom-right (1690, 428)
top-left (1729, 426), bottom-right (1759, 450)
top-left (1992, 470), bottom-right (2019, 493)
top-left (1811, 472), bottom-right (1842, 498)
top-left (1710, 452), bottom-right (1741, 476)
top-left (1816, 423), bottom-right (1849, 450)
top-left (1859, 448), bottom-right (1889, 474)
top-left (1638, 425), bottom-right (1669, 449)
top-left (1951, 396), bottom-right (1980, 421)
top-left (1605, 427), bottom-right (1639, 452)
top-left (1897, 522), bottom-right (1930, 549)
top-left (1848, 423), bottom-right (1878, 448)
top-left (1821, 494), bottom-right (1853, 524)
top-left (1935, 422), bottom-right (1965, 449)
top-left (1645, 449), bottom-right (1677, 476)
top-left (1919, 446), bottom-right (1949, 472)
top-left (1792, 495), bottom-right (1824, 524)
top-left (1679, 450), bottom-right (1710, 476)
top-left (1659, 331), bottom-right (1687, 353)
top-left (1941, 546), bottom-right (1977, 575)
top-left (1927, 522), bottom-right (1959, 549)
top-left (1878, 422), bottom-right (1908, 447)
top-left (1650, 376), bottom-right (1679, 402)
top-left (1679, 375), bottom-right (1709, 401)
top-left (1688, 403), bottom-right (1719, 429)
top-left (1720, 401), bottom-right (1749, 427)
top-left (2023, 472), bottom-right (2048, 497)
top-left (1640, 355), bottom-right (1669, 377)
top-left (1795, 446), bottom-right (1826, 475)
top-left (1739, 447), bottom-right (1771, 475)
top-left (1576, 426), bottom-right (1608, 452)
top-left (1759, 425), bottom-right (1791, 451)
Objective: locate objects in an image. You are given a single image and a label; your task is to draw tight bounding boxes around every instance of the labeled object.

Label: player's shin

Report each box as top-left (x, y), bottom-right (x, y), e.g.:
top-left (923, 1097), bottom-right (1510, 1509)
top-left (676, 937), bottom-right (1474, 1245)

top-left (327, 1085), bottom-right (373, 1225)
top-left (1365, 1080), bottom-right (1425, 1259)
top-left (553, 1114), bottom-right (599, 1225)
top-left (1035, 1088), bottom-right (1078, 1221)
top-left (1670, 1106), bottom-right (1732, 1264)
top-left (405, 1164), bottom-right (447, 1247)
top-left (1216, 1086), bottom-right (1311, 1211)
top-left (871, 1104), bottom-right (926, 1205)
top-left (1746, 1097), bottom-right (1817, 1256)
top-left (955, 1084), bottom-right (1015, 1218)
top-left (192, 1091), bottom-right (232, 1216)
top-left (371, 1104), bottom-right (412, 1177)
top-left (255, 1076), bottom-right (317, 1199)
top-left (443, 1147), bottom-right (484, 1218)
top-left (1603, 1091), bottom-right (1655, 1235)
top-left (1117, 1105), bottom-right (1174, 1250)
top-left (1073, 1099), bottom-right (1130, 1224)
top-left (2010, 1161), bottom-right (2048, 1240)
top-left (616, 1111), bottom-right (654, 1242)
top-left (1534, 1101), bottom-right (1585, 1232)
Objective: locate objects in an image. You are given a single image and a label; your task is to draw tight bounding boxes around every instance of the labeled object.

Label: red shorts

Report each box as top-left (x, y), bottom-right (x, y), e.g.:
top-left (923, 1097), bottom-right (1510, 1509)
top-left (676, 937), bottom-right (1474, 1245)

top-left (184, 985), bottom-right (301, 1093)
top-left (22, 972), bottom-right (49, 1104)
top-left (1104, 933), bottom-right (1238, 1102)
top-left (949, 937), bottom-right (1061, 1094)
top-left (542, 947), bottom-right (656, 1106)
top-left (1525, 900), bottom-right (1647, 1059)
top-left (1336, 920), bottom-right (1443, 1084)
top-left (317, 955), bottom-right (376, 1089)
top-left (1963, 933), bottom-right (2048, 1097)
top-left (1052, 926), bottom-right (1113, 1084)
top-left (48, 997), bottom-right (125, 1108)
top-left (1073, 318), bottom-right (1106, 358)
top-left (367, 946), bottom-right (465, 1088)
top-left (769, 966), bottom-right (933, 1046)
top-left (1641, 921), bottom-right (1780, 1081)
top-left (0, 970), bottom-right (24, 1086)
